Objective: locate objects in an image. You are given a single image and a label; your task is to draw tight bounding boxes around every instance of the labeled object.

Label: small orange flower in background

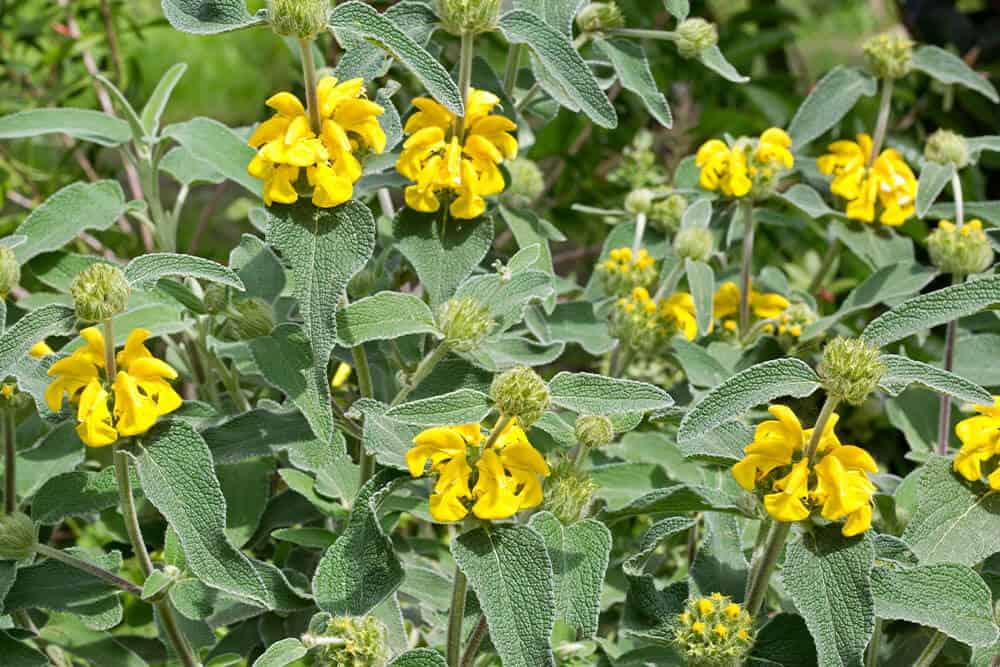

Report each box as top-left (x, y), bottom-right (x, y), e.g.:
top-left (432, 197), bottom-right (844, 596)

top-left (397, 89), bottom-right (518, 220)
top-left (247, 77), bottom-right (386, 208)
top-left (46, 328), bottom-right (182, 447)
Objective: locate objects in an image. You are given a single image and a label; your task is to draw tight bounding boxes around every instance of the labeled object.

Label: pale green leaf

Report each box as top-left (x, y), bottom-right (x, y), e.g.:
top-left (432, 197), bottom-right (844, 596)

top-left (747, 613), bottom-right (818, 667)
top-left (686, 259), bottom-right (714, 336)
top-left (594, 38), bottom-right (672, 128)
top-left (385, 389), bottom-right (492, 427)
top-left (532, 301), bottom-right (616, 356)
top-left (912, 45), bottom-right (999, 103)
top-left (346, 399), bottom-right (418, 471)
top-left (0, 304), bottom-right (77, 377)
top-left (676, 420), bottom-right (752, 466)
top-left (32, 468), bottom-right (121, 525)
top-left (14, 181), bottom-right (126, 262)
top-left (690, 513), bottom-right (748, 600)
top-left (916, 161), bottom-right (955, 218)
top-left (252, 638), bottom-right (308, 667)
top-left (0, 108), bottom-right (130, 146)
top-left (549, 372), bottom-right (673, 416)
top-left (162, 0), bottom-right (266, 34)
top-left (600, 484), bottom-right (746, 522)
top-left (141, 63), bottom-right (188, 136)
top-left (332, 2), bottom-right (439, 81)
top-left (697, 46), bottom-right (749, 83)
top-left (0, 631), bottom-right (49, 667)
top-left (7, 422), bottom-right (84, 502)
top-left (469, 336), bottom-right (565, 371)
top-left (163, 117), bottom-right (261, 196)
top-left (878, 354), bottom-right (992, 404)
top-left (662, 0), bottom-right (689, 20)
top-left (788, 66), bottom-right (877, 147)
top-left (968, 135), bottom-right (1000, 164)
top-left (832, 220), bottom-right (916, 270)
top-left (160, 146), bottom-right (225, 186)
top-left (336, 291), bottom-right (439, 346)
top-left (454, 269), bottom-right (554, 334)
top-left (389, 648), bottom-right (447, 667)
top-left (219, 458), bottom-right (273, 548)
top-left (778, 183), bottom-right (837, 219)
top-left (124, 253), bottom-right (244, 290)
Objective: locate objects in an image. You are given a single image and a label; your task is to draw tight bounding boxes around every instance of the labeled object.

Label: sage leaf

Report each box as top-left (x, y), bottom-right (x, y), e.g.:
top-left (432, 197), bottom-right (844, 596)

top-left (788, 66), bottom-right (877, 147)
top-left (385, 389), bottom-right (492, 427)
top-left (389, 648), bottom-right (448, 666)
top-left (0, 108), bottom-right (130, 146)
top-left (251, 638), bottom-right (307, 667)
top-left (161, 0), bottom-right (265, 34)
top-left (878, 354), bottom-right (992, 405)
top-left (912, 45), bottom-right (999, 103)
top-left (594, 38), bottom-right (672, 128)
top-left (548, 372), bottom-right (673, 416)
top-left (14, 181), bottom-right (126, 263)
top-left (163, 117), bottom-right (261, 196)
top-left (124, 253), bottom-right (244, 290)
top-left (916, 161), bottom-right (955, 218)
top-left (336, 291), bottom-right (439, 346)
top-left (0, 304), bottom-right (77, 377)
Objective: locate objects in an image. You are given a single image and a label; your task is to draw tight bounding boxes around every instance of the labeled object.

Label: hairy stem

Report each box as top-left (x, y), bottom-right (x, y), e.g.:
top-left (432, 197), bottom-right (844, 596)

top-left (808, 237), bottom-right (841, 295)
top-left (868, 78), bottom-right (894, 164)
top-left (454, 30), bottom-right (476, 139)
top-left (446, 567), bottom-right (469, 667)
top-left (952, 170), bottom-right (965, 228)
top-left (352, 342), bottom-right (376, 485)
top-left (738, 200), bottom-right (756, 337)
top-left (866, 619), bottom-right (883, 667)
top-left (607, 27), bottom-right (679, 41)
top-left (460, 614), bottom-right (489, 667)
top-left (502, 44), bottom-right (523, 96)
top-left (4, 407), bottom-right (15, 514)
top-left (34, 543), bottom-right (143, 596)
top-left (103, 319), bottom-right (117, 380)
top-left (390, 342), bottom-right (451, 408)
top-left (937, 273), bottom-right (963, 455)
top-left (299, 38), bottom-right (322, 134)
top-left (631, 212), bottom-right (647, 256)
top-left (912, 630), bottom-right (947, 667)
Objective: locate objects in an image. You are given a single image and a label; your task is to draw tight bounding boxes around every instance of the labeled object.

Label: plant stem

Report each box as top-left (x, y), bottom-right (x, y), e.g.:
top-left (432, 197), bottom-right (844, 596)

top-left (34, 543), bottom-right (143, 596)
top-left (352, 342), bottom-right (376, 486)
top-left (951, 170), bottom-right (965, 228)
top-left (912, 630), bottom-right (947, 667)
top-left (738, 200), bottom-right (756, 337)
top-left (103, 319), bottom-right (117, 380)
top-left (607, 27), bottom-right (679, 41)
top-left (868, 78), bottom-right (894, 164)
top-left (446, 567), bottom-right (469, 667)
top-left (631, 212), bottom-right (647, 256)
top-left (454, 30), bottom-right (476, 139)
top-left (113, 446), bottom-right (199, 667)
top-left (653, 260), bottom-right (685, 301)
top-left (866, 619), bottom-right (883, 667)
top-left (936, 273), bottom-right (963, 455)
top-left (484, 415), bottom-right (513, 450)
top-left (610, 346), bottom-right (634, 379)
top-left (390, 342), bottom-right (451, 408)
top-left (502, 44), bottom-right (523, 96)
top-left (460, 614), bottom-right (489, 667)
top-left (802, 396), bottom-right (840, 462)
top-left (808, 237), bottom-right (841, 295)
top-left (299, 38), bottom-right (322, 135)
top-left (4, 407), bottom-right (15, 514)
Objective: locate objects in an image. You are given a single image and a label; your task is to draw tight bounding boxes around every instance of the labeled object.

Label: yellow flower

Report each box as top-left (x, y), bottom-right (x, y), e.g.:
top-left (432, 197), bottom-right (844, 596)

top-left (46, 327), bottom-right (181, 447)
top-left (30, 341), bottom-right (54, 358)
top-left (406, 419), bottom-right (549, 522)
top-left (712, 281), bottom-right (791, 332)
top-left (599, 246), bottom-right (658, 296)
top-left (397, 89), bottom-right (517, 220)
top-left (732, 406), bottom-right (877, 536)
top-left (611, 287), bottom-right (697, 351)
top-left (330, 362), bottom-right (352, 390)
top-left (697, 598), bottom-right (715, 615)
top-left (817, 133), bottom-right (916, 226)
top-left (0, 384), bottom-right (14, 399)
top-left (247, 77), bottom-right (385, 208)
top-left (659, 292), bottom-right (698, 341)
top-left (755, 128), bottom-right (794, 169)
top-left (953, 397), bottom-right (1000, 489)
top-left (696, 128), bottom-right (794, 199)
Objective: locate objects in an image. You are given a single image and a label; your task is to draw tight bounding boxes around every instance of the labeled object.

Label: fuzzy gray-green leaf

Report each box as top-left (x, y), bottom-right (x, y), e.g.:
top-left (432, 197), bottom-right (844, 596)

top-left (163, 117), bottom-right (261, 196)
top-left (916, 161), bottom-right (955, 218)
top-left (252, 638), bottom-right (308, 667)
top-left (124, 253), bottom-right (244, 290)
top-left (389, 648), bottom-right (448, 667)
top-left (879, 354), bottom-right (992, 404)
top-left (385, 389), bottom-right (491, 427)
top-left (0, 108), bottom-right (130, 146)
top-left (336, 291), bottom-right (439, 346)
top-left (788, 66), bottom-right (877, 147)
top-left (161, 0), bottom-right (265, 34)
top-left (912, 45), bottom-right (999, 103)
top-left (14, 181), bottom-right (126, 263)
top-left (594, 38), bottom-right (672, 128)
top-left (549, 372), bottom-right (673, 416)
top-left (0, 304), bottom-right (77, 377)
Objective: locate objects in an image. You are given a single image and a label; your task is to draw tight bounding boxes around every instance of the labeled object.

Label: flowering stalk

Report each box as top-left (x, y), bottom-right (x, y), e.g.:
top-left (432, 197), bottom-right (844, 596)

top-left (608, 27), bottom-right (677, 41)
top-left (352, 341), bottom-right (376, 485)
top-left (738, 200), bottom-right (755, 336)
top-left (631, 211), bottom-right (647, 257)
top-left (454, 30), bottom-right (476, 139)
top-left (3, 407), bottom-right (15, 514)
top-left (502, 44), bottom-right (523, 96)
top-left (866, 619), bottom-right (883, 667)
top-left (102, 319), bottom-right (117, 379)
top-left (34, 543), bottom-right (143, 596)
top-left (446, 566), bottom-right (468, 666)
top-left (937, 274), bottom-right (963, 455)
top-left (298, 38), bottom-right (322, 134)
top-left (912, 630), bottom-right (947, 667)
top-left (390, 342), bottom-right (451, 408)
top-left (868, 78), bottom-right (894, 164)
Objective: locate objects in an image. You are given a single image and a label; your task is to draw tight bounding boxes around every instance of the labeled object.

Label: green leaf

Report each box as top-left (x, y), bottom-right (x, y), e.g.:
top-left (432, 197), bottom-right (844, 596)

top-left (952, 334), bottom-right (1000, 387)
top-left (39, 613), bottom-right (148, 667)
top-left (251, 638), bottom-right (308, 667)
top-left (861, 275), bottom-right (1000, 349)
top-left (347, 399), bottom-right (419, 471)
top-left (672, 339), bottom-right (731, 389)
top-left (141, 570), bottom-right (174, 602)
top-left (778, 183), bottom-right (838, 219)
top-left (134, 420), bottom-right (268, 605)
top-left (160, 146), bottom-right (225, 186)
top-left (313, 469), bottom-right (408, 615)
top-left (0, 630), bottom-right (49, 667)
top-left (93, 75), bottom-right (146, 146)
top-left (332, 2), bottom-right (439, 80)
top-left (662, 0), bottom-right (689, 20)
top-left (548, 372), bottom-right (673, 416)
top-left (528, 512), bottom-right (611, 638)
top-left (141, 63), bottom-right (188, 136)
top-left (532, 301), bottom-right (615, 356)
top-left (0, 108), bottom-right (130, 146)
top-left (928, 200), bottom-right (1000, 226)
top-left (394, 209), bottom-right (494, 306)
top-left (0, 304), bottom-right (77, 377)
top-left (782, 527), bottom-right (875, 667)
top-left (163, 117), bottom-right (261, 196)
top-left (219, 458), bottom-right (273, 548)
top-left (594, 38), bottom-right (672, 128)
top-left (202, 407), bottom-right (318, 464)
top-left (878, 354), bottom-right (992, 404)
top-left (871, 562), bottom-right (998, 647)
top-left (697, 45), bottom-right (749, 83)
top-left (788, 66), bottom-right (877, 147)
top-left (621, 517), bottom-right (694, 641)
top-left (271, 527), bottom-right (337, 549)
top-left (916, 161), bottom-right (955, 218)
top-left (453, 525), bottom-right (556, 667)
top-left (902, 457), bottom-right (1000, 566)
top-left (968, 135), bottom-right (1000, 164)
top-left (328, 1), bottom-right (463, 114)
top-left (678, 359), bottom-right (821, 443)
top-left (124, 253), bottom-right (244, 291)
top-left (7, 422), bottom-right (84, 502)
top-left (690, 513), bottom-right (748, 601)
top-left (385, 389), bottom-right (492, 427)
top-left (161, 0), bottom-right (265, 34)
top-left (686, 259), bottom-right (714, 336)
top-left (32, 468), bottom-right (121, 524)
top-left (389, 649), bottom-right (447, 667)
top-left (600, 484), bottom-right (746, 522)
top-left (676, 420), bottom-right (752, 466)
top-left (336, 291), bottom-right (439, 346)
top-left (912, 45), bottom-right (999, 103)
top-left (831, 221), bottom-right (916, 270)
top-left (498, 10), bottom-right (617, 128)
top-left (470, 336), bottom-right (565, 371)
top-left (747, 613), bottom-right (818, 667)
top-left (14, 180), bottom-right (126, 262)
top-left (454, 270), bottom-right (554, 334)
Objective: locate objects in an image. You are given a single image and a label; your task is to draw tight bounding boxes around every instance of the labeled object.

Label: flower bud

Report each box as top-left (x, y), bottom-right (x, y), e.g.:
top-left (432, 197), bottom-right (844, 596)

top-left (674, 594), bottom-right (754, 667)
top-left (673, 227), bottom-right (714, 263)
top-left (927, 219), bottom-right (993, 275)
top-left (818, 337), bottom-right (886, 406)
top-left (0, 512), bottom-right (36, 560)
top-left (543, 461), bottom-right (599, 524)
top-left (625, 188), bottom-right (654, 215)
top-left (348, 269), bottom-right (376, 299)
top-left (436, 297), bottom-right (494, 352)
top-left (490, 365), bottom-right (550, 428)
top-left (575, 415), bottom-right (614, 449)
top-left (649, 193), bottom-right (688, 233)
top-left (863, 32), bottom-right (914, 80)
top-left (304, 615), bottom-right (388, 667)
top-left (676, 18), bottom-right (719, 59)
top-left (502, 158), bottom-right (545, 209)
top-left (598, 247), bottom-right (658, 296)
top-left (71, 263), bottom-right (130, 323)
top-left (576, 2), bottom-right (624, 33)
top-left (609, 287), bottom-right (662, 352)
top-left (776, 302), bottom-right (817, 339)
top-left (203, 283), bottom-right (229, 315)
top-left (268, 0), bottom-right (329, 39)
top-left (0, 246), bottom-right (20, 298)
top-left (435, 0), bottom-right (501, 35)
top-left (222, 298), bottom-right (275, 340)
top-left (924, 129), bottom-right (970, 169)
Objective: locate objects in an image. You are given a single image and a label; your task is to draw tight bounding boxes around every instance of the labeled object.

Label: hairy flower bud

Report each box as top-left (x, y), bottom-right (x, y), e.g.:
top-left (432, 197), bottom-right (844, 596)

top-left (863, 32), bottom-right (914, 80)
top-left (650, 193), bottom-right (688, 233)
top-left (268, 0), bottom-right (329, 39)
top-left (673, 227), bottom-right (714, 263)
top-left (304, 614), bottom-right (388, 667)
top-left (818, 337), bottom-right (886, 406)
top-left (223, 298), bottom-right (275, 340)
top-left (576, 2), bottom-right (624, 33)
top-left (575, 414), bottom-right (614, 450)
top-left (0, 246), bottom-right (20, 298)
top-left (674, 594), bottom-right (754, 667)
top-left (625, 188), bottom-right (654, 215)
top-left (436, 297), bottom-right (494, 352)
top-left (598, 247), bottom-right (658, 296)
top-left (924, 129), bottom-right (970, 169)
top-left (490, 365), bottom-right (550, 427)
top-left (203, 283), bottom-right (229, 315)
top-left (0, 512), bottom-right (36, 560)
top-left (675, 18), bottom-right (718, 58)
top-left (502, 158), bottom-right (545, 209)
top-left (544, 461), bottom-right (600, 524)
top-left (435, 0), bottom-right (501, 35)
top-left (71, 263), bottom-right (130, 323)
top-left (927, 219), bottom-right (993, 276)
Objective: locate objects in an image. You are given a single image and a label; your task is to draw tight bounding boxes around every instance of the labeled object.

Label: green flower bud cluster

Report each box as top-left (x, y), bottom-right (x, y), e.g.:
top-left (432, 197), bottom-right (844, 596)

top-left (0, 246), bottom-right (20, 297)
top-left (502, 158), bottom-right (545, 209)
top-left (221, 298), bottom-right (275, 340)
top-left (609, 130), bottom-right (668, 190)
top-left (435, 0), bottom-right (501, 35)
top-left (674, 594), bottom-right (754, 667)
top-left (863, 32), bottom-right (914, 80)
top-left (304, 614), bottom-right (388, 667)
top-left (576, 2), bottom-right (624, 33)
top-left (0, 512), bottom-right (36, 560)
top-left (436, 297), bottom-right (494, 352)
top-left (924, 129), bottom-right (970, 169)
top-left (649, 193), bottom-right (688, 233)
top-left (673, 227), bottom-right (714, 262)
top-left (543, 460), bottom-right (600, 524)
top-left (675, 18), bottom-right (719, 59)
top-left (71, 263), bottom-right (131, 323)
top-left (927, 219), bottom-right (994, 276)
top-left (597, 247), bottom-right (658, 297)
top-left (774, 301), bottom-right (817, 339)
top-left (624, 188), bottom-right (655, 215)
top-left (268, 0), bottom-right (329, 39)
top-left (575, 414), bottom-right (614, 450)
top-left (490, 366), bottom-right (550, 428)
top-left (203, 283), bottom-right (229, 315)
top-left (818, 337), bottom-right (886, 406)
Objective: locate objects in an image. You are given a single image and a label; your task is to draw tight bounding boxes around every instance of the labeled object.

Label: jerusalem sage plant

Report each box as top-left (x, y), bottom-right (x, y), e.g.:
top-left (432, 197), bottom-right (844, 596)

top-left (0, 0), bottom-right (998, 666)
